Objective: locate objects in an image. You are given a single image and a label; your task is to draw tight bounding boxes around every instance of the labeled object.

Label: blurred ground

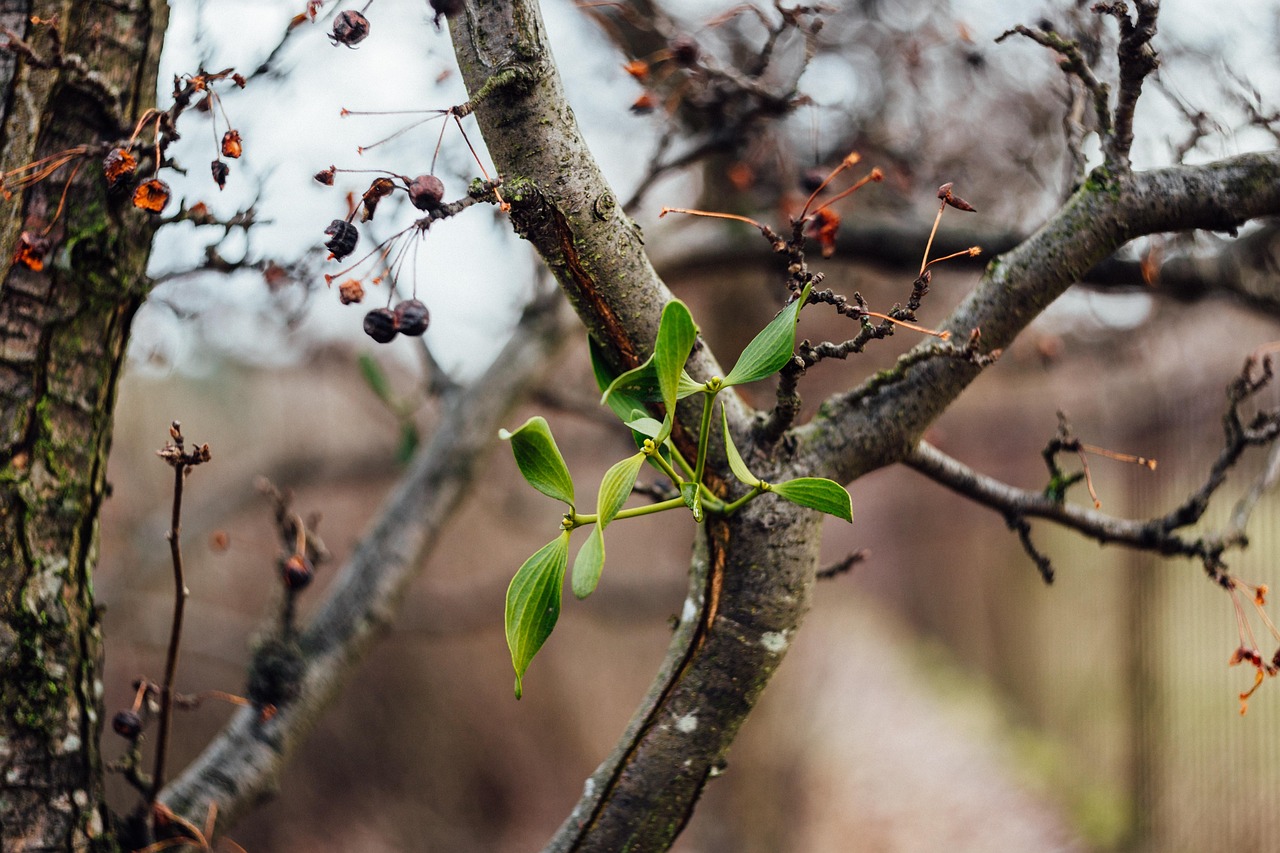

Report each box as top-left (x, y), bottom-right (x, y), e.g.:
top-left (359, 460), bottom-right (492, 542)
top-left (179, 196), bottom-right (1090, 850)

top-left (96, 253), bottom-right (1280, 851)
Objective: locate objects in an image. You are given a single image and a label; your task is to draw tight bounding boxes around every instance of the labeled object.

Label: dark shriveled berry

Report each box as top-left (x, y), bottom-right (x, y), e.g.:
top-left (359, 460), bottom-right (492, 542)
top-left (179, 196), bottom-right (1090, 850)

top-left (407, 174), bottom-right (445, 211)
top-left (324, 219), bottom-right (358, 260)
top-left (670, 35), bottom-right (700, 66)
top-left (330, 10), bottom-right (370, 46)
top-left (363, 308), bottom-right (398, 343)
top-left (430, 0), bottom-right (463, 19)
top-left (394, 299), bottom-right (430, 336)
top-left (280, 554), bottom-right (314, 590)
top-left (112, 710), bottom-right (143, 739)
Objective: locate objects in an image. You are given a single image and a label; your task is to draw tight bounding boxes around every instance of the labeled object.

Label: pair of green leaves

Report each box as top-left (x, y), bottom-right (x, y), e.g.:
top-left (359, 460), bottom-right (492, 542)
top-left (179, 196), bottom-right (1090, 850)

top-left (499, 415), bottom-right (644, 698)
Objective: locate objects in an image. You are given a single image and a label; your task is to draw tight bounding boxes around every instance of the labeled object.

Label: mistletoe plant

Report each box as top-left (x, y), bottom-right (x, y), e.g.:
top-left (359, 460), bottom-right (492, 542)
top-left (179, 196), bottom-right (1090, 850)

top-left (500, 283), bottom-right (851, 698)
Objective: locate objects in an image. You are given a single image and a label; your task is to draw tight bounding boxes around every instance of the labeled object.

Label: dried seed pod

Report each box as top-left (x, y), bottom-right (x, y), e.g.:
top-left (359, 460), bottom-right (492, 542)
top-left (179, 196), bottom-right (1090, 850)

top-left (337, 279), bottom-right (364, 305)
top-left (330, 10), bottom-right (370, 47)
top-left (280, 553), bottom-right (314, 591)
top-left (211, 159), bottom-right (229, 189)
top-left (407, 174), bottom-right (445, 211)
top-left (132, 178), bottom-right (171, 213)
top-left (314, 166), bottom-right (336, 185)
top-left (393, 299), bottom-right (429, 336)
top-left (323, 219), bottom-right (358, 260)
top-left (221, 130), bottom-right (243, 159)
top-left (112, 710), bottom-right (143, 739)
top-left (103, 148), bottom-right (137, 187)
top-left (363, 307), bottom-right (398, 343)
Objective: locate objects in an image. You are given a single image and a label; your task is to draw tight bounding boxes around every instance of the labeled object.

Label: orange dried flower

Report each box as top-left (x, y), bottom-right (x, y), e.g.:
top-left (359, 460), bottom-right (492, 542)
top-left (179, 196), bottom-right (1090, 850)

top-left (221, 130), bottom-right (243, 159)
top-left (807, 207), bottom-right (841, 257)
top-left (103, 148), bottom-right (137, 187)
top-left (622, 59), bottom-right (650, 81)
top-left (12, 231), bottom-right (50, 271)
top-left (630, 92), bottom-right (658, 114)
top-left (132, 178), bottom-right (171, 213)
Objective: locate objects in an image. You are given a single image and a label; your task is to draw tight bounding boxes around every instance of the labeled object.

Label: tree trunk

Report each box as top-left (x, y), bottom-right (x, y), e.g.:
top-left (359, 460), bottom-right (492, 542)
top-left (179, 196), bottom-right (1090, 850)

top-left (0, 2), bottom-right (166, 849)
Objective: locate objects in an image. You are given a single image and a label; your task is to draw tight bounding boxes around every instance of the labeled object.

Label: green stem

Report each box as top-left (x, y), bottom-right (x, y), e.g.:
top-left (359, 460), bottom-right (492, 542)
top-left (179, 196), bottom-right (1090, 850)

top-left (646, 443), bottom-right (686, 488)
top-left (720, 483), bottom-right (766, 515)
top-left (571, 497), bottom-right (689, 528)
top-left (692, 391), bottom-right (718, 487)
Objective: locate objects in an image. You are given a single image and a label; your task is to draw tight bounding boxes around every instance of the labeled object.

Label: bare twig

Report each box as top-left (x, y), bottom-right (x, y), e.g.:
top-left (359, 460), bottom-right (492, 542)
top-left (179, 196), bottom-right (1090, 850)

top-left (152, 422), bottom-right (211, 803)
top-left (904, 355), bottom-right (1280, 584)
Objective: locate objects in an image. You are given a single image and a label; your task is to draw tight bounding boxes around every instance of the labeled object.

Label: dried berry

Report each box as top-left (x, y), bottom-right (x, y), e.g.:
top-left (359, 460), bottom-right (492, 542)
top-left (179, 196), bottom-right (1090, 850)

top-left (221, 130), bottom-right (243, 159)
top-left (407, 174), bottom-right (445, 211)
top-left (132, 178), bottom-right (171, 213)
top-left (330, 10), bottom-right (370, 47)
top-left (430, 0), bottom-right (463, 22)
top-left (799, 166), bottom-right (827, 193)
top-left (280, 553), bottom-right (314, 591)
top-left (337, 279), bottom-right (365, 305)
top-left (360, 177), bottom-right (396, 222)
top-left (393, 299), bottom-right (429, 336)
top-left (211, 159), bottom-right (229, 189)
top-left (103, 148), bottom-right (137, 187)
top-left (363, 307), bottom-right (398, 343)
top-left (112, 710), bottom-right (142, 739)
top-left (323, 219), bottom-right (358, 260)
top-left (670, 35), bottom-right (700, 67)
top-left (314, 166), bottom-right (336, 186)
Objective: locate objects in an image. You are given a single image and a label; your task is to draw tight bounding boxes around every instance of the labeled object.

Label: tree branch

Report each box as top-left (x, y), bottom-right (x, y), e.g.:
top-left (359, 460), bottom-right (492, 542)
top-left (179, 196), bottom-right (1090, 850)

top-left (904, 349), bottom-right (1280, 584)
top-left (798, 151), bottom-right (1280, 485)
top-left (159, 296), bottom-right (572, 830)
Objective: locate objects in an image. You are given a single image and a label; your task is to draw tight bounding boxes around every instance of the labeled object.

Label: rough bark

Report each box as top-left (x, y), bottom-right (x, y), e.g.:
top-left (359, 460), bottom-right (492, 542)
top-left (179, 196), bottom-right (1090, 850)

top-left (0, 2), bottom-right (167, 849)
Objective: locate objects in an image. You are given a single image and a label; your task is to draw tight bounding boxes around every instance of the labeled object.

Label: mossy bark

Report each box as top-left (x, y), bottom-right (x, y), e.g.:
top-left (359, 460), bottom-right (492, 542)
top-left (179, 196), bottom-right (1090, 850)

top-left (0, 3), bottom-right (167, 849)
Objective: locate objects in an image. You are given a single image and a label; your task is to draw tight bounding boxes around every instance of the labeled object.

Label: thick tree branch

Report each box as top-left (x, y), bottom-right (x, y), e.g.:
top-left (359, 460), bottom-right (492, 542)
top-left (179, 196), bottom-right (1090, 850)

top-left (450, 4), bottom-right (824, 851)
top-left (798, 152), bottom-right (1280, 484)
top-left (159, 297), bottom-right (571, 830)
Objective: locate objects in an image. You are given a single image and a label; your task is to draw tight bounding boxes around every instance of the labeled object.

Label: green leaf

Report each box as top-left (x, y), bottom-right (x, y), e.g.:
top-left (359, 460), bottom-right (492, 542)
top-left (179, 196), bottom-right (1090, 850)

top-left (598, 451), bottom-right (645, 527)
top-left (680, 481), bottom-right (704, 522)
top-left (505, 532), bottom-right (570, 699)
top-left (593, 336), bottom-right (702, 424)
top-left (499, 416), bottom-right (575, 507)
top-left (571, 526), bottom-right (606, 599)
top-left (771, 477), bottom-right (853, 522)
top-left (590, 337), bottom-right (652, 423)
top-left (653, 300), bottom-right (697, 413)
top-left (358, 353), bottom-right (395, 406)
top-left (395, 421), bottom-right (419, 465)
top-left (623, 415), bottom-right (665, 438)
top-left (677, 371), bottom-right (705, 398)
top-left (721, 406), bottom-right (759, 487)
top-left (723, 298), bottom-right (802, 387)
top-left (600, 355), bottom-right (657, 406)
